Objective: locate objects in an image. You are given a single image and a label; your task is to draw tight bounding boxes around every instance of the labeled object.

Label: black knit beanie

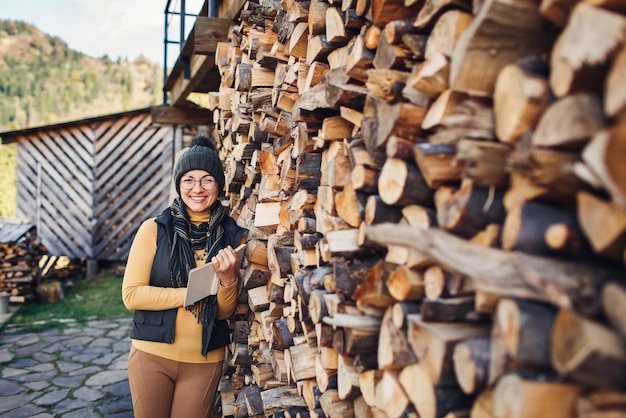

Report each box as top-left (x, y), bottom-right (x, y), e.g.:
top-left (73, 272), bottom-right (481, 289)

top-left (174, 135), bottom-right (225, 196)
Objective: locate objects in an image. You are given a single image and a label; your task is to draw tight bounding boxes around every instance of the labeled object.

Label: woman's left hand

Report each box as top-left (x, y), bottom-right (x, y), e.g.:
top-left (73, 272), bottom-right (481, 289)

top-left (212, 246), bottom-right (239, 287)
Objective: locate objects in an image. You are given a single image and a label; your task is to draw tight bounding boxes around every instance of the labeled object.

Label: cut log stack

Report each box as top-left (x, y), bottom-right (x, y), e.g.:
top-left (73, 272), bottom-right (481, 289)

top-left (0, 220), bottom-right (47, 303)
top-left (200, 0), bottom-right (626, 416)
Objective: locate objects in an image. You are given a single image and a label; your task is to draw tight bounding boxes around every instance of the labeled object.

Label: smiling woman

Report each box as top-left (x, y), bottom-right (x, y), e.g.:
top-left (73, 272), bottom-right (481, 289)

top-left (121, 134), bottom-right (248, 418)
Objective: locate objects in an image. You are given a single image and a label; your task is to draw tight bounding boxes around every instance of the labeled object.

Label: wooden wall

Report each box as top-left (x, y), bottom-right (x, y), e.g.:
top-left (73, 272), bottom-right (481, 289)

top-left (11, 110), bottom-right (178, 261)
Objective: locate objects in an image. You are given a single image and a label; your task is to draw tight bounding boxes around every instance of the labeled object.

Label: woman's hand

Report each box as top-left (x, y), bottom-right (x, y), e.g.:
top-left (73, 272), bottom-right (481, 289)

top-left (212, 246), bottom-right (239, 287)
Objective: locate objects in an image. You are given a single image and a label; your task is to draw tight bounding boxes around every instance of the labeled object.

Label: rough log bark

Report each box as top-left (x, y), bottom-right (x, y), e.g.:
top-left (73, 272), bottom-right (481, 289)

top-left (364, 223), bottom-right (622, 317)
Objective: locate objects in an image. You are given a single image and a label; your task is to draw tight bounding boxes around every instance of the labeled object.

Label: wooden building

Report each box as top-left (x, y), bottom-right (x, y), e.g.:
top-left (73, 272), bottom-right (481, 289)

top-left (0, 108), bottom-right (180, 264)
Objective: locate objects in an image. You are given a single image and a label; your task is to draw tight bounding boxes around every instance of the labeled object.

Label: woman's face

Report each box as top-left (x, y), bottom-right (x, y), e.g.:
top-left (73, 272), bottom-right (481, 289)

top-left (179, 169), bottom-right (219, 216)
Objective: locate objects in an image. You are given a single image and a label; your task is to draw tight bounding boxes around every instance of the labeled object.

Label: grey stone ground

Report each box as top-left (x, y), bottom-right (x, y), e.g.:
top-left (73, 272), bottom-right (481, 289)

top-left (0, 315), bottom-right (134, 417)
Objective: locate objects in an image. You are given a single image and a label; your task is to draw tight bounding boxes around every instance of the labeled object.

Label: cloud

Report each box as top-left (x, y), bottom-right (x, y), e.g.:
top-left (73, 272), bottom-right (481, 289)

top-left (3, 0), bottom-right (205, 66)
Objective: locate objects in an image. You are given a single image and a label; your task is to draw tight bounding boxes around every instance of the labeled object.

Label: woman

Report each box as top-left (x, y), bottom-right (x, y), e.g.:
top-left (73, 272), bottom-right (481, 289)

top-left (122, 135), bottom-right (247, 418)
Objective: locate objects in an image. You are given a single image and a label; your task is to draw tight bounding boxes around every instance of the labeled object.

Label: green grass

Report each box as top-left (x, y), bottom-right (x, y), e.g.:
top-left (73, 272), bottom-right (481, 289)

top-left (3, 271), bottom-right (132, 333)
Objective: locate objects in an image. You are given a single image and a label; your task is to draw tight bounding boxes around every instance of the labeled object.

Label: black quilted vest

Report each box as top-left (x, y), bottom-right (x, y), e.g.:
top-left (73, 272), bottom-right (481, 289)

top-left (130, 207), bottom-right (246, 356)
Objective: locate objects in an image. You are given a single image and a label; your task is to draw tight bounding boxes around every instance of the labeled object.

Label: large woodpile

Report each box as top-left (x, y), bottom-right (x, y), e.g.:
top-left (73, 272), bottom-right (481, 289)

top-left (0, 220), bottom-right (46, 303)
top-left (202, 0), bottom-right (626, 416)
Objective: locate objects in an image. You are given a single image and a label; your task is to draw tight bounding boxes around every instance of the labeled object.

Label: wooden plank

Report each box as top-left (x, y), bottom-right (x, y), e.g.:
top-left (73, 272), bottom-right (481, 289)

top-left (151, 105), bottom-right (213, 125)
top-left (193, 18), bottom-right (232, 55)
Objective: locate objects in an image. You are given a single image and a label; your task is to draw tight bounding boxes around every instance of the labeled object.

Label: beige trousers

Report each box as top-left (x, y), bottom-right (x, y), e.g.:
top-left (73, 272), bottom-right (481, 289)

top-left (127, 345), bottom-right (222, 418)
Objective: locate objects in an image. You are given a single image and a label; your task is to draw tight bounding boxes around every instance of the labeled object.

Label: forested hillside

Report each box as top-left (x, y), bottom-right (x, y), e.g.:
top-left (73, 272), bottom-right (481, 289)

top-left (0, 19), bottom-right (163, 131)
top-left (0, 19), bottom-right (164, 217)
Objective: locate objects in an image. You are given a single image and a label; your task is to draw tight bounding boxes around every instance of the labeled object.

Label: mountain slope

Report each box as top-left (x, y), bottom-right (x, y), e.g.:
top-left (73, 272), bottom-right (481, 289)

top-left (0, 19), bottom-right (163, 132)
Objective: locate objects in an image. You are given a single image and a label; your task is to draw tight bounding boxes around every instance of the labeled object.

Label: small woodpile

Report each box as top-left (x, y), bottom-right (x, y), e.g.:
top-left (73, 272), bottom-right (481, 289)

top-left (0, 219), bottom-right (46, 303)
top-left (194, 0), bottom-right (626, 416)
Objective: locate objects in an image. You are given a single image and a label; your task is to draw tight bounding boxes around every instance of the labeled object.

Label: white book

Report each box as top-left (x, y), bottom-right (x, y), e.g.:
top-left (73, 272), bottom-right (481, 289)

top-left (183, 243), bottom-right (247, 306)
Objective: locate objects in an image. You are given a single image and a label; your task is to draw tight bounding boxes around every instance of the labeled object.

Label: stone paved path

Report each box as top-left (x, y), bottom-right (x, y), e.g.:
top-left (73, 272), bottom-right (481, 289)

top-left (0, 317), bottom-right (134, 417)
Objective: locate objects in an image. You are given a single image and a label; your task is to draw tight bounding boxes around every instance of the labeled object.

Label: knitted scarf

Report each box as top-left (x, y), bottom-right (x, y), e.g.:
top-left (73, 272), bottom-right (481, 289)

top-left (169, 197), bottom-right (226, 356)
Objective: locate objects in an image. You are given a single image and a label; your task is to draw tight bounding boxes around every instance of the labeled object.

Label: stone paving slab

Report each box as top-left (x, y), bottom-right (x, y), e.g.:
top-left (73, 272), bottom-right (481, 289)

top-left (0, 317), bottom-right (134, 417)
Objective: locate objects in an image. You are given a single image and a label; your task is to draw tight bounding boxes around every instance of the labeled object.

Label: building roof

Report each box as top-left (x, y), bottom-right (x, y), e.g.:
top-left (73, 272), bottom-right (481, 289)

top-left (0, 107), bottom-right (153, 144)
top-left (0, 218), bottom-right (36, 244)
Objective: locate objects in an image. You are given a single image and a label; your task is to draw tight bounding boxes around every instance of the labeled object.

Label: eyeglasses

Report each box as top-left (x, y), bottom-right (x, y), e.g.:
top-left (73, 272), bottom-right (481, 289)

top-left (180, 175), bottom-right (217, 190)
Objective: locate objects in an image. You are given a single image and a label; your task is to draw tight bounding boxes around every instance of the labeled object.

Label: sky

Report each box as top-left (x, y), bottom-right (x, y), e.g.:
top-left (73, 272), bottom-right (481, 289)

top-left (3, 0), bottom-right (205, 67)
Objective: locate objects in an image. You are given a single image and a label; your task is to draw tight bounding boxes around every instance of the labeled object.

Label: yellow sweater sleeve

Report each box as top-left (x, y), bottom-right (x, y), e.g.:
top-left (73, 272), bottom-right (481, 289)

top-left (122, 218), bottom-right (186, 310)
top-left (122, 217), bottom-right (240, 363)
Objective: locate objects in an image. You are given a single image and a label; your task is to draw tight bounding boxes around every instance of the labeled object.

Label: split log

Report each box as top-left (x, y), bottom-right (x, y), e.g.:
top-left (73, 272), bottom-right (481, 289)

top-left (454, 139), bottom-right (511, 187)
top-left (401, 33), bottom-right (429, 60)
top-left (405, 51), bottom-right (450, 100)
top-left (413, 143), bottom-right (463, 189)
top-left (346, 34), bottom-right (376, 82)
top-left (243, 384), bottom-right (264, 416)
top-left (316, 351), bottom-right (338, 392)
top-left (370, 0), bottom-right (421, 27)
top-left (387, 265), bottom-right (425, 302)
top-left (378, 306), bottom-right (418, 370)
top-left (551, 308), bottom-right (626, 391)
top-left (384, 18), bottom-right (418, 45)
top-left (420, 297), bottom-right (490, 323)
top-left (549, 3), bottom-right (626, 97)
top-left (261, 386), bottom-right (307, 414)
top-left (359, 369), bottom-right (383, 407)
top-left (488, 298), bottom-right (558, 385)
top-left (370, 98), bottom-right (428, 147)
top-left (602, 282), bottom-right (626, 340)
top-left (401, 204), bottom-right (437, 228)
top-left (576, 389), bottom-right (626, 418)
top-left (386, 136), bottom-right (421, 162)
top-left (319, 389), bottom-right (354, 418)
top-left (450, 0), bottom-right (554, 96)
top-left (337, 354), bottom-right (360, 400)
top-left (308, 2), bottom-right (330, 36)
top-left (501, 200), bottom-right (592, 259)
top-left (364, 195), bottom-right (402, 225)
top-left (364, 223), bottom-right (622, 317)
top-left (453, 336), bottom-right (491, 395)
top-left (532, 92), bottom-right (605, 150)
top-left (469, 389), bottom-right (494, 418)
top-left (372, 36), bottom-right (413, 71)
top-left (421, 89), bottom-right (468, 130)
top-left (493, 55), bottom-right (552, 145)
top-left (335, 182), bottom-right (366, 228)
top-left (367, 69), bottom-right (410, 103)
top-left (378, 158), bottom-right (434, 207)
top-left (414, 0), bottom-right (472, 30)
top-left (605, 44), bottom-right (626, 118)
top-left (424, 10), bottom-right (473, 60)
top-left (326, 7), bottom-right (349, 43)
top-left (399, 363), bottom-right (475, 418)
top-left (352, 260), bottom-right (395, 308)
top-left (374, 370), bottom-right (411, 418)
top-left (435, 180), bottom-right (506, 239)
top-left (423, 265), bottom-right (473, 300)
top-left (492, 373), bottom-right (582, 418)
top-left (391, 301), bottom-right (422, 330)
top-left (287, 343), bottom-right (319, 382)
top-left (407, 314), bottom-right (490, 385)
top-left (505, 146), bottom-right (586, 207)
top-left (582, 122), bottom-right (626, 210)
top-left (272, 318), bottom-right (295, 349)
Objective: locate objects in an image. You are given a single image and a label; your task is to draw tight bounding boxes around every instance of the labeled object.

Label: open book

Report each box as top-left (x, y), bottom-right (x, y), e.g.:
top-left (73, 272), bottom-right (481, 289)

top-left (184, 243), bottom-right (247, 307)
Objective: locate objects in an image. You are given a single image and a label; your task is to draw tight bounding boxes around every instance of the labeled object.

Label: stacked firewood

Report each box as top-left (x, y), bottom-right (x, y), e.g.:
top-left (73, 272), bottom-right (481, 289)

top-left (0, 221), bottom-right (46, 303)
top-left (204, 0), bottom-right (626, 416)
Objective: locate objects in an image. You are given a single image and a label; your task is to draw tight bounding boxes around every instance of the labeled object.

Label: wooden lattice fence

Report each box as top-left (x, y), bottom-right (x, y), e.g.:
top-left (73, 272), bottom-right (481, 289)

top-left (3, 109), bottom-right (180, 262)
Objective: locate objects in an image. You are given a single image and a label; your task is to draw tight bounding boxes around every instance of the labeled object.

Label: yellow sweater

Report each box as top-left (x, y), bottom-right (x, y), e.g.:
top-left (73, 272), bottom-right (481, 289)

top-left (121, 214), bottom-right (238, 363)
